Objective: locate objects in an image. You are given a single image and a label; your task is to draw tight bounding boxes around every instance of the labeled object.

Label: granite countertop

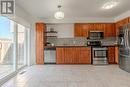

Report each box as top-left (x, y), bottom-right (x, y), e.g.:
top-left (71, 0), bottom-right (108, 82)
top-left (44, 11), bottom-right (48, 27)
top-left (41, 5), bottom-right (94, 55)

top-left (101, 37), bottom-right (119, 46)
top-left (44, 45), bottom-right (89, 48)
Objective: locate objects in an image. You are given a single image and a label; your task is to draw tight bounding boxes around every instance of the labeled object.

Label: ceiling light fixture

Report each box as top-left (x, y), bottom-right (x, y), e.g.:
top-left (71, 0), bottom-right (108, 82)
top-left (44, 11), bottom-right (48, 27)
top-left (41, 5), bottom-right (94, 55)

top-left (54, 5), bottom-right (64, 19)
top-left (102, 0), bottom-right (119, 9)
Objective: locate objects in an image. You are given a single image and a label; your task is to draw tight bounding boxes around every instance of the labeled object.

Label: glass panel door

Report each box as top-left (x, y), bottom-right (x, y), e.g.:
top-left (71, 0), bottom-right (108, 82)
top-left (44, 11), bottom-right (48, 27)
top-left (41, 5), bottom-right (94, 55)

top-left (17, 24), bottom-right (26, 69)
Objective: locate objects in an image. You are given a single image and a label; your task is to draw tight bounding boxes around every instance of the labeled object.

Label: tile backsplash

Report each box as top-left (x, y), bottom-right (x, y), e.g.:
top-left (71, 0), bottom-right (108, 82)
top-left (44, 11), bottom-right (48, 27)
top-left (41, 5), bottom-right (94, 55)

top-left (46, 37), bottom-right (87, 46)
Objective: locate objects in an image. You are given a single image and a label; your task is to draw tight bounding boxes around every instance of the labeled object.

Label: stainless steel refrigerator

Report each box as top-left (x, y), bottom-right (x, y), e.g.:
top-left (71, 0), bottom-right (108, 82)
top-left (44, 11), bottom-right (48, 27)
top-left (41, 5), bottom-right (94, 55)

top-left (118, 23), bottom-right (130, 73)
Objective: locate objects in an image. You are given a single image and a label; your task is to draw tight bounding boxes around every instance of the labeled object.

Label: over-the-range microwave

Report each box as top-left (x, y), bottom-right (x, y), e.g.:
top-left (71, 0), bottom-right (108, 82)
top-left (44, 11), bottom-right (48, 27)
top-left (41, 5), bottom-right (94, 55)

top-left (89, 31), bottom-right (104, 40)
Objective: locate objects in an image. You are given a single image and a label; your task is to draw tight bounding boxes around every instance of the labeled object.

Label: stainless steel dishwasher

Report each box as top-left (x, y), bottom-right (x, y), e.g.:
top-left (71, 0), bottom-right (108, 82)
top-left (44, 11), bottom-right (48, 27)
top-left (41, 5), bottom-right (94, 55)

top-left (44, 48), bottom-right (56, 64)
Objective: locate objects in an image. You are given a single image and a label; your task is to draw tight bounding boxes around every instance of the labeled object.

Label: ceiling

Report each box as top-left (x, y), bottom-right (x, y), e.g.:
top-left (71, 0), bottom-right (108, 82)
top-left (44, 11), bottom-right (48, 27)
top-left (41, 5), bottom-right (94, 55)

top-left (16, 0), bottom-right (130, 19)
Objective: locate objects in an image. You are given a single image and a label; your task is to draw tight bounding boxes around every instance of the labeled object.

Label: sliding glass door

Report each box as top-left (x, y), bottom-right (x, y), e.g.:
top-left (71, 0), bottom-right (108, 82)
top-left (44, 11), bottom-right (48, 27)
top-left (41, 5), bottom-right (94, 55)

top-left (0, 16), bottom-right (29, 80)
top-left (0, 16), bottom-right (14, 79)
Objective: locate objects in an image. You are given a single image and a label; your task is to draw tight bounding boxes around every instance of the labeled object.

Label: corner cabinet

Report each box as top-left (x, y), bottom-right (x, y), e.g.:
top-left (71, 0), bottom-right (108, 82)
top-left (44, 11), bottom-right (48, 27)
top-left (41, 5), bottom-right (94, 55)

top-left (36, 23), bottom-right (46, 64)
top-left (56, 47), bottom-right (91, 64)
top-left (116, 17), bottom-right (129, 36)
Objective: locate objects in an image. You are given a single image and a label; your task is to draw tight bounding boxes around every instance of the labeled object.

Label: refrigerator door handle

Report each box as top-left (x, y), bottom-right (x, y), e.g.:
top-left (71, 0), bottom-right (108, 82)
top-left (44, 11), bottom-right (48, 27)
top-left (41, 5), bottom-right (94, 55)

top-left (125, 29), bottom-right (128, 48)
top-left (128, 30), bottom-right (130, 48)
top-left (126, 29), bottom-right (129, 48)
top-left (120, 37), bottom-right (124, 46)
top-left (124, 30), bottom-right (126, 47)
top-left (124, 29), bottom-right (128, 47)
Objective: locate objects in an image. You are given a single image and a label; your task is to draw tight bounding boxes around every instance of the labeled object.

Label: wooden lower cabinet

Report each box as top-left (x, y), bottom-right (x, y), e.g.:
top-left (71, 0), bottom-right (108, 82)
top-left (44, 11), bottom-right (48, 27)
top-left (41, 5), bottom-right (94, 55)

top-left (115, 47), bottom-right (119, 64)
top-left (79, 48), bottom-right (91, 64)
top-left (108, 47), bottom-right (117, 64)
top-left (56, 47), bottom-right (91, 64)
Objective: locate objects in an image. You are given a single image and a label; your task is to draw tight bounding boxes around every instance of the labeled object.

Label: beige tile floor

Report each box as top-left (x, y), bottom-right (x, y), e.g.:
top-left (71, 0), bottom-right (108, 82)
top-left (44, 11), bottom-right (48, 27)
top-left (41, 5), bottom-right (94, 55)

top-left (1, 65), bottom-right (130, 87)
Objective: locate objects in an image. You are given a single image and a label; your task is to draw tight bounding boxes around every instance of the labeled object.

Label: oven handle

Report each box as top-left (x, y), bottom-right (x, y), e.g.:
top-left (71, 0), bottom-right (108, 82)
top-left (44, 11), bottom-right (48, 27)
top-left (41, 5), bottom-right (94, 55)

top-left (93, 49), bottom-right (108, 58)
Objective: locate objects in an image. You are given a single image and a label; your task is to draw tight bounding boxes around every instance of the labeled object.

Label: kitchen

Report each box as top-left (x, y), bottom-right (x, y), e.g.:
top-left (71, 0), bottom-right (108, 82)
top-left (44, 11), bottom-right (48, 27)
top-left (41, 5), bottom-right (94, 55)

top-left (36, 19), bottom-right (129, 65)
top-left (1, 0), bottom-right (130, 87)
top-left (39, 23), bottom-right (118, 65)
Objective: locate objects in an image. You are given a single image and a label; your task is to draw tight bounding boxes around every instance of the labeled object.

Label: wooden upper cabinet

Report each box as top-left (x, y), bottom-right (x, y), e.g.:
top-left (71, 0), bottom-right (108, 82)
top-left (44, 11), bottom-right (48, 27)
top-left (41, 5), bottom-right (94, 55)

top-left (82, 24), bottom-right (89, 37)
top-left (36, 23), bottom-right (45, 64)
top-left (116, 18), bottom-right (129, 28)
top-left (74, 23), bottom-right (83, 37)
top-left (116, 17), bottom-right (129, 36)
top-left (74, 23), bottom-right (116, 37)
top-left (129, 17), bottom-right (130, 23)
top-left (121, 18), bottom-right (129, 25)
top-left (105, 23), bottom-right (116, 37)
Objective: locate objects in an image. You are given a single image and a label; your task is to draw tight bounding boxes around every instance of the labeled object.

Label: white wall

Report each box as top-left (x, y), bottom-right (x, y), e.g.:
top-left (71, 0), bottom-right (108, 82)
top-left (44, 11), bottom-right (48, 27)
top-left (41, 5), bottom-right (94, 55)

top-left (47, 24), bottom-right (74, 38)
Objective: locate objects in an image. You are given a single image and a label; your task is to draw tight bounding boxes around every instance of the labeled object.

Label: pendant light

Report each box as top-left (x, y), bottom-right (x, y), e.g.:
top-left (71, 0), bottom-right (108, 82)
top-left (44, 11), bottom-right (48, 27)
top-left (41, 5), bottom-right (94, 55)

top-left (54, 5), bottom-right (64, 19)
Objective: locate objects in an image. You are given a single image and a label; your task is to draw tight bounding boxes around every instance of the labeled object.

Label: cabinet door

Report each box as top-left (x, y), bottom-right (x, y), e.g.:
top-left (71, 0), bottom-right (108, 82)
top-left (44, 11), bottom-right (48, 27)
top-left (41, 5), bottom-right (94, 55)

top-left (74, 48), bottom-right (80, 64)
top-left (108, 47), bottom-right (115, 64)
top-left (115, 47), bottom-right (119, 64)
top-left (74, 24), bottom-right (82, 37)
top-left (80, 48), bottom-right (91, 64)
top-left (129, 17), bottom-right (130, 23)
top-left (105, 24), bottom-right (115, 37)
top-left (116, 18), bottom-right (129, 36)
top-left (56, 48), bottom-right (64, 64)
top-left (64, 48), bottom-right (76, 64)
top-left (121, 18), bottom-right (129, 25)
top-left (36, 23), bottom-right (45, 64)
top-left (82, 24), bottom-right (89, 37)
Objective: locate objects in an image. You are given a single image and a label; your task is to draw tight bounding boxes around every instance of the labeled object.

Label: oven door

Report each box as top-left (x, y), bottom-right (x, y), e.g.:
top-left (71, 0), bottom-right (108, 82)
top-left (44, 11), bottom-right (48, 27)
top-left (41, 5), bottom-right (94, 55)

top-left (93, 47), bottom-right (108, 61)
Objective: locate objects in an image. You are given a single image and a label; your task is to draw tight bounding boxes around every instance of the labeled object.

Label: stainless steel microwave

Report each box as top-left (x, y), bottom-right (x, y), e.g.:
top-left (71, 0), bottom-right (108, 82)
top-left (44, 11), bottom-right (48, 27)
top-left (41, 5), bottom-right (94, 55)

top-left (89, 31), bottom-right (104, 40)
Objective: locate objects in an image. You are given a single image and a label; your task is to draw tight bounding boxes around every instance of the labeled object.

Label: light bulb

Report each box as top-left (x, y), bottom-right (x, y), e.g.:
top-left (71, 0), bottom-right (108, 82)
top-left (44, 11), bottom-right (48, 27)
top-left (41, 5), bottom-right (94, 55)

top-left (54, 11), bottom-right (64, 19)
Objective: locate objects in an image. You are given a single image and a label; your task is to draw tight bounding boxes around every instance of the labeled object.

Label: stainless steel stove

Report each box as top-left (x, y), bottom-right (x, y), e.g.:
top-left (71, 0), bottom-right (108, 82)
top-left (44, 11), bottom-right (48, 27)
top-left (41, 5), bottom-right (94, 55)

top-left (87, 31), bottom-right (108, 65)
top-left (92, 47), bottom-right (108, 65)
